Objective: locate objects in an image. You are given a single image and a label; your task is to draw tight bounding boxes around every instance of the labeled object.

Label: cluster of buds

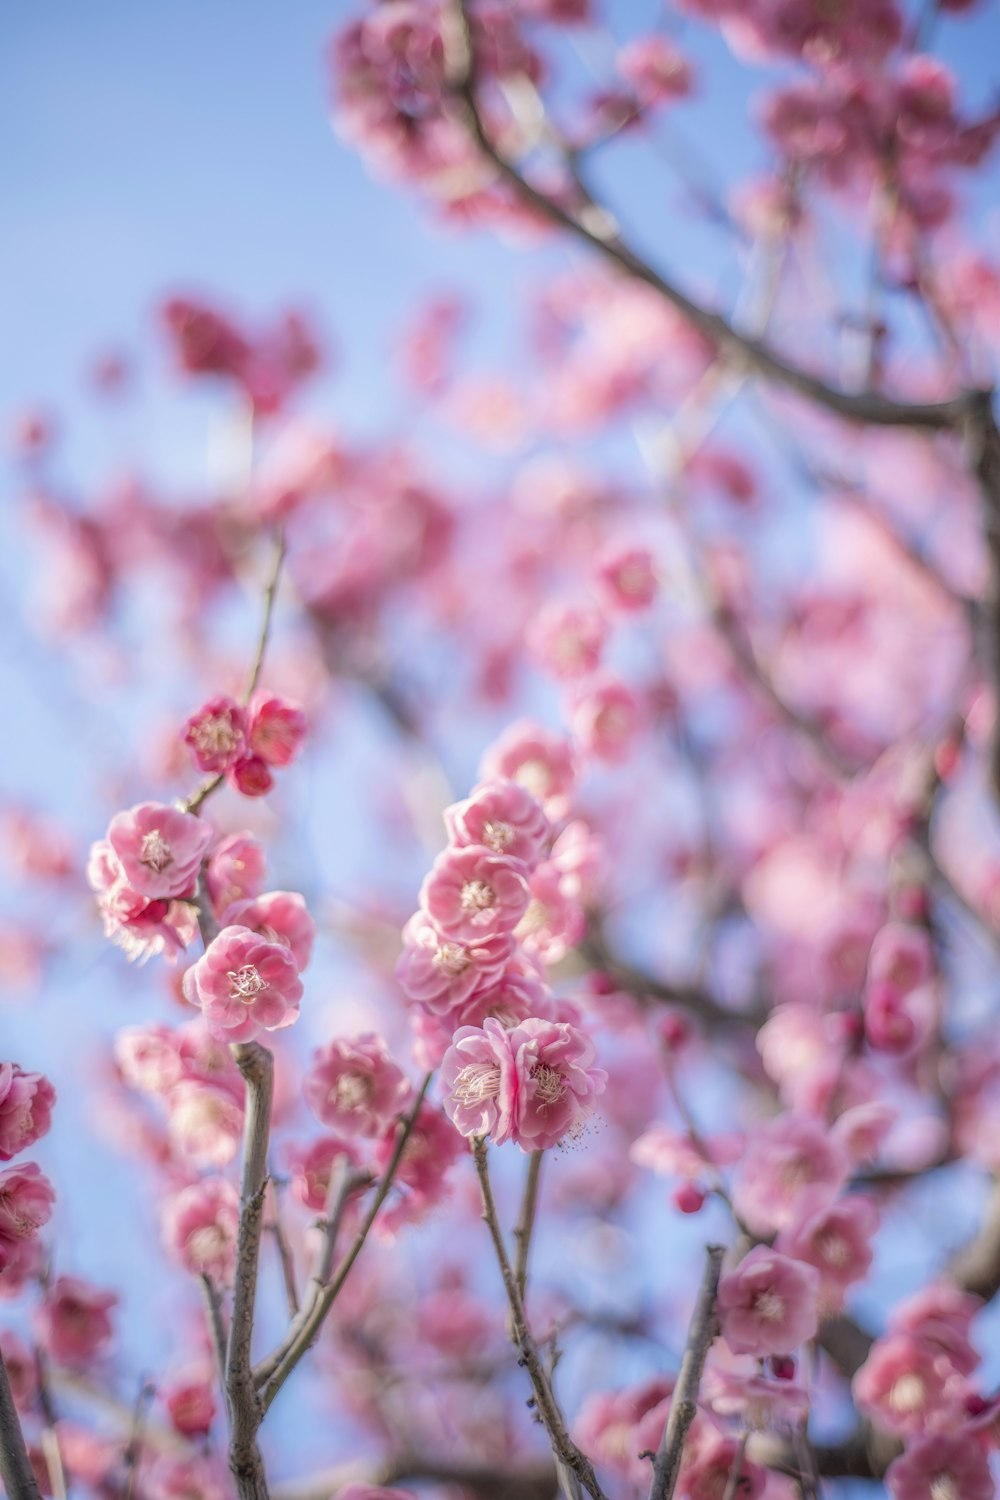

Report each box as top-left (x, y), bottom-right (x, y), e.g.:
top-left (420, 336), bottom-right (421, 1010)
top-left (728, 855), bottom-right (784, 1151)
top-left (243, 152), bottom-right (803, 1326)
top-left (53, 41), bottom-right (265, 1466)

top-left (182, 690), bottom-right (306, 796)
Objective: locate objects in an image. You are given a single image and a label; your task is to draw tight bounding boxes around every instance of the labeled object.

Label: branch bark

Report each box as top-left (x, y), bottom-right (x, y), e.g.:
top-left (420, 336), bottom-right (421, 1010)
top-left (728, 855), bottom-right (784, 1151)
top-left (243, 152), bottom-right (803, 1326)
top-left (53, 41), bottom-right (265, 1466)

top-left (648, 1245), bottom-right (724, 1500)
top-left (0, 1346), bottom-right (42, 1500)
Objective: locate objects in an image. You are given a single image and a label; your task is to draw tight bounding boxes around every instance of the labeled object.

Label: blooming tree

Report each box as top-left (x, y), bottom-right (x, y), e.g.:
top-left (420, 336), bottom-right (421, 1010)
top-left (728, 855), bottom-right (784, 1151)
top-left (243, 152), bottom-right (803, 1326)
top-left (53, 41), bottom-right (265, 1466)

top-left (4, 2), bottom-right (1000, 1500)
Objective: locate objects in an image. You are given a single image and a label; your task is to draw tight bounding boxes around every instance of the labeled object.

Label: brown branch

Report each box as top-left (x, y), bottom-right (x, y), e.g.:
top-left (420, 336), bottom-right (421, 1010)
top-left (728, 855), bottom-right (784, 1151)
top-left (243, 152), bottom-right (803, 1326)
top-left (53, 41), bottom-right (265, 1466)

top-left (648, 1245), bottom-right (724, 1500)
top-left (514, 1151), bottom-right (544, 1303)
top-left (265, 1178), bottom-right (300, 1319)
top-left (443, 0), bottom-right (978, 435)
top-left (271, 1456), bottom-right (559, 1500)
top-left (201, 1274), bottom-right (229, 1390)
top-left (0, 1346), bottom-right (42, 1500)
top-left (256, 1076), bottom-right (433, 1413)
top-left (472, 1138), bottom-right (608, 1500)
top-left (225, 1041), bottom-right (274, 1500)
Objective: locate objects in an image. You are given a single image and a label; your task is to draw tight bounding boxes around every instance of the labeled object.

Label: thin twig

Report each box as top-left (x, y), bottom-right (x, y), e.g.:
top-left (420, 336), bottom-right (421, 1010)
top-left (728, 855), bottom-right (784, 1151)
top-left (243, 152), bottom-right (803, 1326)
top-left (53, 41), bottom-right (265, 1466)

top-left (472, 1138), bottom-right (608, 1500)
top-left (35, 1347), bottom-right (67, 1500)
top-left (265, 1177), bottom-right (300, 1318)
top-left (0, 1346), bottom-right (42, 1500)
top-left (123, 1378), bottom-right (155, 1500)
top-left (721, 1433), bottom-right (749, 1500)
top-left (648, 1245), bottom-right (724, 1500)
top-left (513, 1151), bottom-right (544, 1303)
top-left (200, 1274), bottom-right (229, 1390)
top-left (256, 1076), bottom-right (433, 1413)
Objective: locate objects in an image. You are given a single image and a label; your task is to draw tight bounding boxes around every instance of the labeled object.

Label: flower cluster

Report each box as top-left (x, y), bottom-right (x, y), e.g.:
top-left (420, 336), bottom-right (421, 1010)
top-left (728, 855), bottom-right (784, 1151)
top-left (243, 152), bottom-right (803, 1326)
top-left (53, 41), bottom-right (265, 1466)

top-left (88, 802), bottom-right (209, 963)
top-left (398, 757), bottom-right (606, 1151)
top-left (0, 1062), bottom-right (55, 1292)
top-left (182, 689), bottom-right (306, 797)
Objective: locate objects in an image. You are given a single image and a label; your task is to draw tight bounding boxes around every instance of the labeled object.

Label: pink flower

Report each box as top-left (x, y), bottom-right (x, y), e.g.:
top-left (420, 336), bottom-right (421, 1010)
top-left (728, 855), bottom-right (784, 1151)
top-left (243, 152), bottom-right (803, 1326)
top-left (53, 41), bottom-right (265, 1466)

top-left (374, 1100), bottom-right (461, 1201)
top-left (304, 1034), bottom-right (412, 1137)
top-left (88, 840), bottom-right (198, 964)
top-left (106, 803), bottom-right (213, 900)
top-left (681, 1430), bottom-right (765, 1500)
top-left (228, 754), bottom-right (274, 797)
top-left (420, 845), bottom-right (531, 943)
top-left (161, 1366), bottom-right (216, 1437)
top-left (717, 1247), bottom-right (819, 1357)
top-left (0, 1162), bottom-right (56, 1254)
top-left (285, 1136), bottom-right (360, 1213)
top-left (182, 925), bottom-right (303, 1043)
top-left (204, 832), bottom-right (266, 913)
top-left (246, 691), bottom-right (306, 766)
top-left (166, 1081), bottom-right (244, 1168)
top-left (0, 1063), bottom-right (55, 1160)
top-left (34, 1276), bottom-right (117, 1366)
top-left (886, 1431), bottom-right (993, 1500)
top-left (777, 1191), bottom-right (879, 1312)
top-left (515, 860), bottom-right (585, 964)
top-left (162, 1178), bottom-right (240, 1284)
top-left (594, 544), bottom-right (658, 613)
top-left (853, 1333), bottom-right (966, 1436)
top-left (617, 36), bottom-right (693, 105)
top-left (574, 1378), bottom-right (674, 1484)
top-left (889, 1283), bottom-right (982, 1377)
top-left (442, 1016), bottom-right (605, 1150)
top-left (222, 890), bottom-right (315, 970)
top-left (0, 1331), bottom-right (37, 1409)
top-left (182, 695), bottom-right (248, 773)
top-left (733, 1113), bottom-right (849, 1235)
top-left (114, 1025), bottom-right (184, 1095)
top-left (571, 677), bottom-right (642, 763)
top-left (396, 911), bottom-right (515, 1012)
top-left (480, 719), bottom-right (577, 818)
top-left (867, 922), bottom-right (934, 992)
top-left (528, 601), bottom-right (607, 680)
top-left (444, 779), bottom-right (549, 868)
top-left (703, 1365), bottom-right (811, 1429)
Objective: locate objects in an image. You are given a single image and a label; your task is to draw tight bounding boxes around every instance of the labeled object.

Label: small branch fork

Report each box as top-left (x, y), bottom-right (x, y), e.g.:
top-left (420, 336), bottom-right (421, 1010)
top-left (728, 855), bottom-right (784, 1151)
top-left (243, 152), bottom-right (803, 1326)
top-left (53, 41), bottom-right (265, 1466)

top-left (472, 1138), bottom-right (608, 1500)
top-left (648, 1245), bottom-right (724, 1500)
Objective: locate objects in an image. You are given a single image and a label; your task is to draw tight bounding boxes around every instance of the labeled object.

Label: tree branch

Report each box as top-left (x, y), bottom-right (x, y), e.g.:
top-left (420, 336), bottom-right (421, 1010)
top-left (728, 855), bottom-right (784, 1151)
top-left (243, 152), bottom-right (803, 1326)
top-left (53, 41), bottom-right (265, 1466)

top-left (648, 1245), bottom-right (724, 1500)
top-left (514, 1151), bottom-right (544, 1303)
top-left (0, 1346), bottom-right (42, 1500)
top-left (472, 1138), bottom-right (608, 1500)
top-left (255, 1076), bottom-right (433, 1413)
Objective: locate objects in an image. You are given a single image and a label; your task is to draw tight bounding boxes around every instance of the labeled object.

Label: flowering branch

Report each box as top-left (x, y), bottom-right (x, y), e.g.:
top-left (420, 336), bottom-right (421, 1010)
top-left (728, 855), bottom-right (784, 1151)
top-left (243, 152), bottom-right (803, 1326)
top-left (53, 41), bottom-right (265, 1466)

top-left (255, 1075), bottom-right (433, 1413)
top-left (647, 1244), bottom-right (724, 1500)
top-left (472, 1137), bottom-right (608, 1500)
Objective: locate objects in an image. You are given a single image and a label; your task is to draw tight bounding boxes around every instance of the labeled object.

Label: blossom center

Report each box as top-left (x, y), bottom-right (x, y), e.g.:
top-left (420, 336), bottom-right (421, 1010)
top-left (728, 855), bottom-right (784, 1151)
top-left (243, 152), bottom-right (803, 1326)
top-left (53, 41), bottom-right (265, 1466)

top-left (889, 1374), bottom-right (927, 1413)
top-left (930, 1477), bottom-right (958, 1500)
top-left (531, 1063), bottom-right (565, 1107)
top-left (753, 1290), bottom-right (786, 1323)
top-left (191, 714), bottom-right (241, 756)
top-left (481, 819), bottom-right (515, 853)
top-left (460, 879), bottom-right (496, 913)
top-left (228, 964), bottom-right (267, 1003)
top-left (515, 759), bottom-right (551, 799)
top-left (433, 942), bottom-right (470, 977)
top-left (453, 1062), bottom-right (502, 1107)
top-left (188, 1225), bottom-right (231, 1263)
top-left (139, 830), bottom-right (173, 872)
top-left (817, 1231), bottom-right (849, 1267)
top-left (334, 1074), bottom-right (373, 1111)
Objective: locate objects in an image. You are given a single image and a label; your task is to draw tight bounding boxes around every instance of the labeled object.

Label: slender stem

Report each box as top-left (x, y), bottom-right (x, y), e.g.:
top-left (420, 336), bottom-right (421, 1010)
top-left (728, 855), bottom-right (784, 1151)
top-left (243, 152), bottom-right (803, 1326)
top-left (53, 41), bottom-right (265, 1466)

top-left (256, 1076), bottom-right (433, 1413)
top-left (0, 1346), bottom-right (42, 1500)
top-left (513, 1151), bottom-right (544, 1303)
top-left (34, 1347), bottom-right (67, 1500)
top-left (721, 1433), bottom-right (749, 1500)
top-left (265, 1178), bottom-right (300, 1318)
top-left (648, 1245), bottom-right (725, 1500)
top-left (200, 1274), bottom-right (229, 1389)
top-left (123, 1378), bottom-right (155, 1500)
top-left (472, 1139), bottom-right (608, 1500)
top-left (225, 1041), bottom-right (274, 1499)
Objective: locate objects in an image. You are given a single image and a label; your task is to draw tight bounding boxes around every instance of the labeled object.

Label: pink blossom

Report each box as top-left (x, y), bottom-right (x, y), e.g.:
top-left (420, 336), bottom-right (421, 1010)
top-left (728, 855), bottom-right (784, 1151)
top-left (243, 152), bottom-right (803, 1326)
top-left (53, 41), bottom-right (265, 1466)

top-left (182, 695), bottom-right (248, 773)
top-left (222, 890), bottom-right (315, 970)
top-left (574, 1377), bottom-right (674, 1484)
top-left (0, 1234), bottom-right (43, 1293)
top-left (867, 922), bottom-right (934, 992)
top-left (374, 1099), bottom-right (461, 1201)
top-left (88, 839), bottom-right (199, 964)
top-left (480, 719), bottom-right (577, 818)
top-left (162, 1178), bottom-right (240, 1284)
top-left (528, 601), bottom-right (607, 680)
top-left (229, 754), bottom-right (274, 797)
top-left (114, 1025), bottom-right (184, 1094)
top-left (304, 1034), bottom-right (412, 1137)
top-left (286, 1136), bottom-right (360, 1213)
top-left (444, 779), bottom-right (549, 868)
top-left (570, 676), bottom-right (642, 763)
top-left (34, 1276), bottom-right (117, 1366)
top-left (246, 691), bottom-right (307, 766)
top-left (733, 1113), bottom-right (850, 1235)
top-left (204, 832), bottom-right (267, 913)
top-left (182, 925), bottom-right (303, 1043)
top-left (442, 1016), bottom-right (605, 1150)
top-left (0, 1162), bottom-right (55, 1256)
top-left (166, 1081), bottom-right (244, 1168)
top-left (617, 37), bottom-right (693, 106)
top-left (831, 1101), bottom-right (897, 1163)
top-left (776, 1191), bottom-right (879, 1311)
top-left (681, 1430), bottom-right (766, 1500)
top-left (853, 1333), bottom-right (967, 1436)
top-left (106, 802), bottom-right (213, 900)
top-left (717, 1247), bottom-right (819, 1357)
top-left (0, 1063), bottom-right (55, 1160)
top-left (0, 1330), bottom-right (37, 1409)
top-left (886, 1431), bottom-right (993, 1500)
top-left (889, 1283), bottom-right (982, 1377)
top-left (703, 1365), bottom-right (810, 1429)
top-left (420, 844), bottom-right (531, 943)
top-left (630, 1124), bottom-right (743, 1179)
top-left (396, 911), bottom-right (514, 1012)
top-left (161, 1366), bottom-right (216, 1437)
top-left (514, 860), bottom-right (585, 964)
